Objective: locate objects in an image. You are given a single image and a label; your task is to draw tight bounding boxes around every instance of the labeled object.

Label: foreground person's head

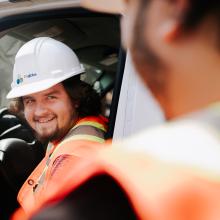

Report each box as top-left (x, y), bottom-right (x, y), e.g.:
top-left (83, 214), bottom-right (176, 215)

top-left (82, 0), bottom-right (220, 119)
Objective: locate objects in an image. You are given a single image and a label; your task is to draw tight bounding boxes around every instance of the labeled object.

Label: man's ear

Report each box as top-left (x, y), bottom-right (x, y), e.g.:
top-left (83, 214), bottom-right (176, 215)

top-left (159, 0), bottom-right (189, 42)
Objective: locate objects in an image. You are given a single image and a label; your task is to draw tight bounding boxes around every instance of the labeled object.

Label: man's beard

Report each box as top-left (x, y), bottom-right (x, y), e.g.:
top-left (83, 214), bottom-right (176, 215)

top-left (34, 130), bottom-right (55, 144)
top-left (34, 126), bottom-right (65, 144)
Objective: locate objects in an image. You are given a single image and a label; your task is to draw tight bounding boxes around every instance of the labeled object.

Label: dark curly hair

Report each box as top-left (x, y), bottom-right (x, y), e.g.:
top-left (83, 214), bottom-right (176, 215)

top-left (62, 76), bottom-right (101, 117)
top-left (8, 75), bottom-right (102, 118)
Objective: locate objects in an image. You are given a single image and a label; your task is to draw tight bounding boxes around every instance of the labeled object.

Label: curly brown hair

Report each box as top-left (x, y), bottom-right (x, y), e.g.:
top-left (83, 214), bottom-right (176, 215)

top-left (8, 75), bottom-right (102, 119)
top-left (62, 76), bottom-right (101, 117)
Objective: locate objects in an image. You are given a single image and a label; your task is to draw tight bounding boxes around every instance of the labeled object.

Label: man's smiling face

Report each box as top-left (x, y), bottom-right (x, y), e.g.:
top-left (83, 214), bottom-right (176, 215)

top-left (23, 83), bottom-right (77, 142)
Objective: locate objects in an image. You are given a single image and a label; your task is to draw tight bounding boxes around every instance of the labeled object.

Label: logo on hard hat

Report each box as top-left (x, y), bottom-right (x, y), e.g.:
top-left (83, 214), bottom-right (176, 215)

top-left (16, 74), bottom-right (23, 85)
top-left (16, 73), bottom-right (37, 85)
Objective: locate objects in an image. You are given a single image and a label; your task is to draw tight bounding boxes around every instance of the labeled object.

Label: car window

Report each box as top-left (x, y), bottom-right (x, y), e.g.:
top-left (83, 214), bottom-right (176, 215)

top-left (0, 6), bottom-right (124, 220)
top-left (0, 14), bottom-right (121, 120)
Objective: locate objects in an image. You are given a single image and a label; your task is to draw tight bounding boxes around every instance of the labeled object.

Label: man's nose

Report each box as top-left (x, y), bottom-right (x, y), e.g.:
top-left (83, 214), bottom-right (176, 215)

top-left (34, 103), bottom-right (48, 116)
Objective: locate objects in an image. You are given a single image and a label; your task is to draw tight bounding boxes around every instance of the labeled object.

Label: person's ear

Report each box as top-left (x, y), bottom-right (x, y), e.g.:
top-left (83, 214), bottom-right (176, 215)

top-left (159, 0), bottom-right (189, 42)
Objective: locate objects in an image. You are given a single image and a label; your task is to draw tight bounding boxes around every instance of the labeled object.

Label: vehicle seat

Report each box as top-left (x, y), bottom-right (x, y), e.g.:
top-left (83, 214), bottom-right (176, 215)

top-left (0, 108), bottom-right (45, 220)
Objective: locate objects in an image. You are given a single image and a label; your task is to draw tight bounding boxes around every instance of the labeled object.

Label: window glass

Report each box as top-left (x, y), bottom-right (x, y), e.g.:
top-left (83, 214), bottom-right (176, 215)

top-left (0, 16), bottom-right (120, 118)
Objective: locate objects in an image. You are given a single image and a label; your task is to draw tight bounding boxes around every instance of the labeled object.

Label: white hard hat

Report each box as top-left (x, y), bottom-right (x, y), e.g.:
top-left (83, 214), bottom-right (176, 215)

top-left (7, 37), bottom-right (85, 99)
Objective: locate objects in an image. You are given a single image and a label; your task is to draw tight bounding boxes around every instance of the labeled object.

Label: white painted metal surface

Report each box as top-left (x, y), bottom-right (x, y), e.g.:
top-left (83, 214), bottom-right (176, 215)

top-left (113, 52), bottom-right (164, 141)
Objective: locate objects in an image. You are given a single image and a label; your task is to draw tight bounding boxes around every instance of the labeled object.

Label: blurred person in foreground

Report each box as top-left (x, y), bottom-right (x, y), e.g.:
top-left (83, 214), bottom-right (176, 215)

top-left (12, 0), bottom-right (220, 220)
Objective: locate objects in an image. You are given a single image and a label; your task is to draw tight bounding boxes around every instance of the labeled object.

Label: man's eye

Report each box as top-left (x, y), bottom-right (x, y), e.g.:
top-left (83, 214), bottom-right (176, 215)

top-left (24, 99), bottom-right (34, 105)
top-left (47, 95), bottom-right (56, 100)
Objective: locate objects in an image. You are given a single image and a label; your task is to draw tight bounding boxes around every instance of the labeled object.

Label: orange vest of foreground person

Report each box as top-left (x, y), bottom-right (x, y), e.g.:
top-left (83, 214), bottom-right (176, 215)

top-left (12, 147), bottom-right (220, 220)
top-left (17, 115), bottom-right (108, 215)
top-left (12, 115), bottom-right (220, 220)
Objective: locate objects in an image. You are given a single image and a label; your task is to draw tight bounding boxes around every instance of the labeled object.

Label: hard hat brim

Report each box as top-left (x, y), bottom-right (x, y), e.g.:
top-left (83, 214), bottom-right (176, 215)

top-left (6, 69), bottom-right (85, 99)
top-left (80, 0), bottom-right (124, 14)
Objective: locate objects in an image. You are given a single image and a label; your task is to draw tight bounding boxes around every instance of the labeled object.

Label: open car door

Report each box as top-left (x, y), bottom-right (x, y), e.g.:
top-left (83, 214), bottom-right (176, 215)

top-left (0, 1), bottom-right (124, 219)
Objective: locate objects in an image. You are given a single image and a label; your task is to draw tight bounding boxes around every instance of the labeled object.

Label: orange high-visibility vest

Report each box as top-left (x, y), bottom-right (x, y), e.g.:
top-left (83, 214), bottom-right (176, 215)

top-left (12, 112), bottom-right (220, 220)
top-left (17, 115), bottom-right (108, 215)
top-left (12, 147), bottom-right (220, 220)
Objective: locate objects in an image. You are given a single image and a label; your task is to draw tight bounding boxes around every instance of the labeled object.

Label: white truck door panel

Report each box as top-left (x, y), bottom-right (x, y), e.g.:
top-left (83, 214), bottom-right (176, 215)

top-left (113, 52), bottom-right (164, 141)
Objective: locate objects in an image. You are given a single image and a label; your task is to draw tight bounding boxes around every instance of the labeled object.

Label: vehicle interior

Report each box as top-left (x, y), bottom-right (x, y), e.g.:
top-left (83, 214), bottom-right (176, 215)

top-left (0, 10), bottom-right (122, 120)
top-left (0, 7), bottom-right (124, 219)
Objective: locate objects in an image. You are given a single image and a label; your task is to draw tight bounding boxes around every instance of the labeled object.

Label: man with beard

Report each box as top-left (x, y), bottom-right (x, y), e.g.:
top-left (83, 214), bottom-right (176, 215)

top-left (7, 37), bottom-right (108, 215)
top-left (12, 0), bottom-right (220, 220)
